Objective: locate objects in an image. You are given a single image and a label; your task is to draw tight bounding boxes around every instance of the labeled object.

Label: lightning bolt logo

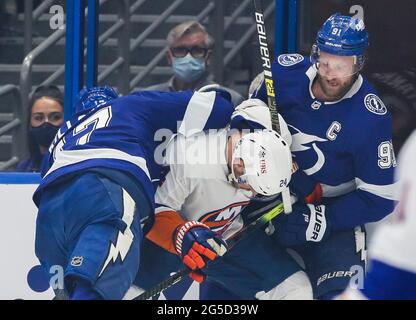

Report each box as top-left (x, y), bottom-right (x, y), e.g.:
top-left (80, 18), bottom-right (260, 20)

top-left (355, 227), bottom-right (367, 270)
top-left (99, 189), bottom-right (135, 277)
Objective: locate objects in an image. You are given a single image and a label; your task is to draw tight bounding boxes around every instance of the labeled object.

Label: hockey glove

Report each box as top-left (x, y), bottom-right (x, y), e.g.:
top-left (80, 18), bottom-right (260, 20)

top-left (272, 202), bottom-right (331, 247)
top-left (175, 221), bottom-right (228, 283)
top-left (290, 161), bottom-right (322, 204)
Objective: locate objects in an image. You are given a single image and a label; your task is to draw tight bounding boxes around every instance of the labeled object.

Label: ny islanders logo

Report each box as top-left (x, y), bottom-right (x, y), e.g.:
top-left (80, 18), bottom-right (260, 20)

top-left (277, 54), bottom-right (304, 67)
top-left (199, 202), bottom-right (249, 233)
top-left (364, 94), bottom-right (387, 115)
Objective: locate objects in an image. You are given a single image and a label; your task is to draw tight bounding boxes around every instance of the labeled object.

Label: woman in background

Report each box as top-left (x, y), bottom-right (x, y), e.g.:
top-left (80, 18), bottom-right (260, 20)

top-left (16, 85), bottom-right (64, 172)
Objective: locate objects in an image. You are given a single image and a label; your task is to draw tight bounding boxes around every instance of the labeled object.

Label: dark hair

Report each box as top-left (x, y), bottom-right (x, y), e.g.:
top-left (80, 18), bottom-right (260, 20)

top-left (28, 85), bottom-right (64, 113)
top-left (27, 85), bottom-right (64, 157)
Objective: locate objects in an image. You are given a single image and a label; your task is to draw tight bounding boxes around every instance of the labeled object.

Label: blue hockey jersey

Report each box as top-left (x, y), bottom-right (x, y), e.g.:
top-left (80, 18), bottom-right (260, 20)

top-left (253, 54), bottom-right (397, 230)
top-left (33, 90), bottom-right (234, 210)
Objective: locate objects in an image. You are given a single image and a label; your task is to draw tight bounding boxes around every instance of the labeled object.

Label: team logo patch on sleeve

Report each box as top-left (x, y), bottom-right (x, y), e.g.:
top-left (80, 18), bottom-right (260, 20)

top-left (70, 256), bottom-right (83, 267)
top-left (364, 94), bottom-right (387, 115)
top-left (277, 54), bottom-right (304, 66)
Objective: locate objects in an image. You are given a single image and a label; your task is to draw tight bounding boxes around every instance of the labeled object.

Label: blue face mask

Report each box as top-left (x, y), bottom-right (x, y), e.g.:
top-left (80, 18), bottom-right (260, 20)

top-left (172, 54), bottom-right (206, 82)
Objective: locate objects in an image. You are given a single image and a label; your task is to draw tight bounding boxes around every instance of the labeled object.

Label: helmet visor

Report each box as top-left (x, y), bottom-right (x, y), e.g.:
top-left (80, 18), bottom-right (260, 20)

top-left (311, 44), bottom-right (364, 78)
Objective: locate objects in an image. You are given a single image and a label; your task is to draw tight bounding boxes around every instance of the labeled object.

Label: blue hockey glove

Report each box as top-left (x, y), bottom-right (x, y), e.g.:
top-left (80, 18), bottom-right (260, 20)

top-left (272, 202), bottom-right (331, 247)
top-left (289, 161), bottom-right (322, 204)
top-left (175, 221), bottom-right (227, 282)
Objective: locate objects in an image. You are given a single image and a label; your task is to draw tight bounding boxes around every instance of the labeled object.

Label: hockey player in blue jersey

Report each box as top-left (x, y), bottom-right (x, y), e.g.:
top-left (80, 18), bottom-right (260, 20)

top-left (340, 130), bottom-right (416, 300)
top-left (253, 13), bottom-right (397, 299)
top-left (33, 86), bottom-right (235, 300)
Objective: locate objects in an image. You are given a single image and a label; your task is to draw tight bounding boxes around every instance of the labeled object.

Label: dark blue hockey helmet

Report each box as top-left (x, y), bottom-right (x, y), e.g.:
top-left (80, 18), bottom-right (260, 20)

top-left (74, 86), bottom-right (119, 113)
top-left (311, 13), bottom-right (369, 75)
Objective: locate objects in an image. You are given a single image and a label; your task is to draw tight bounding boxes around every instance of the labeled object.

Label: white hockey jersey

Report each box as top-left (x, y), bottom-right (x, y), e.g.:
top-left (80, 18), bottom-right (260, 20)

top-left (155, 128), bottom-right (250, 240)
top-left (146, 103), bottom-right (291, 254)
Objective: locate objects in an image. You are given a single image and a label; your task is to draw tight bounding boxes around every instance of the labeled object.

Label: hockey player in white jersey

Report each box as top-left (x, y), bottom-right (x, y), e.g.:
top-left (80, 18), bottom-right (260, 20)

top-left (131, 98), bottom-right (313, 300)
top-left (341, 130), bottom-right (416, 300)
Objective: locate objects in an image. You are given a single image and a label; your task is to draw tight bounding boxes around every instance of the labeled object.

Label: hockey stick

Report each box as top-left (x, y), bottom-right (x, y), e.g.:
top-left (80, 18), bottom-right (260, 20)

top-left (253, 0), bottom-right (292, 214)
top-left (132, 201), bottom-right (284, 300)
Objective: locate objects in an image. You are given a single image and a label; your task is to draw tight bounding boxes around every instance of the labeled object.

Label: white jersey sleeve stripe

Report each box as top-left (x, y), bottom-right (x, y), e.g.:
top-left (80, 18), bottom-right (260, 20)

top-left (321, 180), bottom-right (356, 197)
top-left (44, 148), bottom-right (151, 179)
top-left (320, 178), bottom-right (399, 200)
top-left (155, 205), bottom-right (177, 214)
top-left (178, 91), bottom-right (216, 137)
top-left (355, 177), bottom-right (399, 201)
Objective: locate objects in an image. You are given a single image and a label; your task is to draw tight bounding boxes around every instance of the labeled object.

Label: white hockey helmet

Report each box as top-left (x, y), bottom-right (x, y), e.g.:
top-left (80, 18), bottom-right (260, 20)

top-left (229, 129), bottom-right (292, 196)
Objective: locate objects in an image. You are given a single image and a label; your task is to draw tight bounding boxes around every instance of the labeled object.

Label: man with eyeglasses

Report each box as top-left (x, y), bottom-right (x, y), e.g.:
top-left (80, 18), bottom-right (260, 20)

top-left (145, 20), bottom-right (244, 106)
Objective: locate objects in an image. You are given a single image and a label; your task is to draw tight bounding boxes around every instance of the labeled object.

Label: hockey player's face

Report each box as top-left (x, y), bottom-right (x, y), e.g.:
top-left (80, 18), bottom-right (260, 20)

top-left (232, 159), bottom-right (257, 195)
top-left (316, 52), bottom-right (356, 100)
top-left (227, 132), bottom-right (258, 196)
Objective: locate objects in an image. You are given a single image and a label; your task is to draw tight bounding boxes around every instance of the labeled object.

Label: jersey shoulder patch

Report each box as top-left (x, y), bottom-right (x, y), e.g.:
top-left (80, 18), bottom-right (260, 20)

top-left (277, 54), bottom-right (304, 67)
top-left (364, 93), bottom-right (387, 115)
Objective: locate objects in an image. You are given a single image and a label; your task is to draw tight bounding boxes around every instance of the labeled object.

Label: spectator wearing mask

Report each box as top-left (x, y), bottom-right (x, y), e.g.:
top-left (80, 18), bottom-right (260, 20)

top-left (16, 85), bottom-right (64, 172)
top-left (145, 20), bottom-right (244, 106)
